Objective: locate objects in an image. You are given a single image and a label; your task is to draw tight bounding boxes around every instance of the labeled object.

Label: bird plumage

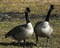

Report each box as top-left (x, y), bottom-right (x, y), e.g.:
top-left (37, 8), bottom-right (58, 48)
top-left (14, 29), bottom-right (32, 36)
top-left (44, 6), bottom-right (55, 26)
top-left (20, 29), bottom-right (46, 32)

top-left (34, 21), bottom-right (53, 37)
top-left (5, 7), bottom-right (34, 43)
top-left (5, 23), bottom-right (33, 41)
top-left (34, 5), bottom-right (54, 47)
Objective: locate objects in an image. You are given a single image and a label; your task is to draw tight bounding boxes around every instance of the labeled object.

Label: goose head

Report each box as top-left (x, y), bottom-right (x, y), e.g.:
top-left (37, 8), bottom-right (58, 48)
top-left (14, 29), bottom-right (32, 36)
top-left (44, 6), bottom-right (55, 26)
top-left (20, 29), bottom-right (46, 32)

top-left (50, 5), bottom-right (54, 10)
top-left (25, 7), bottom-right (31, 14)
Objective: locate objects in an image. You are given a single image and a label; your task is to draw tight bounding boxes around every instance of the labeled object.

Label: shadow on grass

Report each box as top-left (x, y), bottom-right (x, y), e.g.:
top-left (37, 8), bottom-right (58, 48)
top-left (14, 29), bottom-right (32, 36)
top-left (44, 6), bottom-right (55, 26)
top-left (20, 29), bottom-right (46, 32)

top-left (0, 41), bottom-right (36, 46)
top-left (0, 11), bottom-right (60, 21)
top-left (31, 14), bottom-right (60, 20)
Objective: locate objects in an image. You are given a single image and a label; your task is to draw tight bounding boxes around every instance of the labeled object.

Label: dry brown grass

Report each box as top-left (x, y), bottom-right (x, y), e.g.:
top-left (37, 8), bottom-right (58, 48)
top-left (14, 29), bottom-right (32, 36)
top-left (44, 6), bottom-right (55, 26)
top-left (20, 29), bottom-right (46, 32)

top-left (0, 0), bottom-right (60, 48)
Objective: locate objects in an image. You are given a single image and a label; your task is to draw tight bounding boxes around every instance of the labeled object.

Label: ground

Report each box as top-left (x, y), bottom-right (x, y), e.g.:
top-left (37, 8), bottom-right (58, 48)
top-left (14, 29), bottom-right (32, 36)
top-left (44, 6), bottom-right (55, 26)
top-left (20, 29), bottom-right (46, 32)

top-left (0, 0), bottom-right (60, 48)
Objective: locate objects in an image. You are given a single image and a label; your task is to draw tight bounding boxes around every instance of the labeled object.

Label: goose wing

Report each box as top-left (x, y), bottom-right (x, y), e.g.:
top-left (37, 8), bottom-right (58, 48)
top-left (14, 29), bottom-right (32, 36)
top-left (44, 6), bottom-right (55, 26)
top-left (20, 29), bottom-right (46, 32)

top-left (5, 24), bottom-right (27, 38)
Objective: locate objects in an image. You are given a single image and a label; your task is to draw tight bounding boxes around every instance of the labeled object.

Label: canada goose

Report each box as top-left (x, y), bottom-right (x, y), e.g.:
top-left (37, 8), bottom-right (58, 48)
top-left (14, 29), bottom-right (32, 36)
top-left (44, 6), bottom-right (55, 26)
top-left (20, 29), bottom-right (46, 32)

top-left (34, 5), bottom-right (54, 47)
top-left (5, 7), bottom-right (34, 46)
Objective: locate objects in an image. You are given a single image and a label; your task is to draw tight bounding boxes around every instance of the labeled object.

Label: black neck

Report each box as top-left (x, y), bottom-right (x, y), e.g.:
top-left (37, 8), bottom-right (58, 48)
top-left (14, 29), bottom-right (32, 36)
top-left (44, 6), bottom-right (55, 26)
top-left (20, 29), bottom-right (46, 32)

top-left (25, 12), bottom-right (30, 23)
top-left (45, 9), bottom-right (52, 22)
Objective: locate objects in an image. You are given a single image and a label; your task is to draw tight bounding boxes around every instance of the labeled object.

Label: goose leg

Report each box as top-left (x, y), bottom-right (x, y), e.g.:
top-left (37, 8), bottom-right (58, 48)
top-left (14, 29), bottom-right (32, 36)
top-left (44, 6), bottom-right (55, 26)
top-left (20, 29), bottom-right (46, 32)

top-left (18, 41), bottom-right (20, 47)
top-left (24, 39), bottom-right (25, 44)
top-left (35, 34), bottom-right (39, 46)
top-left (23, 40), bottom-right (26, 48)
top-left (45, 37), bottom-right (49, 48)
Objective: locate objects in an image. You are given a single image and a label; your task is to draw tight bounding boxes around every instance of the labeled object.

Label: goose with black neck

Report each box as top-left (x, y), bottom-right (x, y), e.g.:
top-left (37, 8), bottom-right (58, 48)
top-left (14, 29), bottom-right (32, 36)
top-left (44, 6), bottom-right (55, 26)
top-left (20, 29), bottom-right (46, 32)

top-left (34, 5), bottom-right (54, 48)
top-left (5, 7), bottom-right (34, 46)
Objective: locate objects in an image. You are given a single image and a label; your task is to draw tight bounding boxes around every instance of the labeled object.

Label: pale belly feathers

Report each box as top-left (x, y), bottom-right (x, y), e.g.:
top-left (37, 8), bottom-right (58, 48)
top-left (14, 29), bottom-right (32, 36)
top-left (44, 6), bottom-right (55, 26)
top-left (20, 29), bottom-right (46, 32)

top-left (35, 23), bottom-right (53, 37)
top-left (10, 23), bottom-right (34, 40)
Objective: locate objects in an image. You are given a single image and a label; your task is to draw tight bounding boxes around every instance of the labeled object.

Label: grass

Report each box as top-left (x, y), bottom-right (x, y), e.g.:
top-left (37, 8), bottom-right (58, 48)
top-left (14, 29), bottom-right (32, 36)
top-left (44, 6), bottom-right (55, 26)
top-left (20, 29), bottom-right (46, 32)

top-left (0, 0), bottom-right (60, 48)
top-left (0, 0), bottom-right (60, 15)
top-left (0, 16), bottom-right (60, 48)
